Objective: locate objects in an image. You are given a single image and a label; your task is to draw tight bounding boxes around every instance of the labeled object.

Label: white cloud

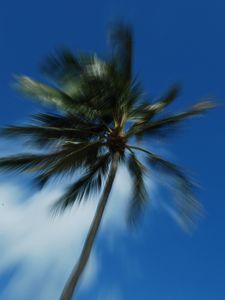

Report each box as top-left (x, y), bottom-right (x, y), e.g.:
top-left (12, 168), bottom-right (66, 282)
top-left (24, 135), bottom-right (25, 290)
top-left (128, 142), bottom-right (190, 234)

top-left (0, 167), bottom-right (131, 300)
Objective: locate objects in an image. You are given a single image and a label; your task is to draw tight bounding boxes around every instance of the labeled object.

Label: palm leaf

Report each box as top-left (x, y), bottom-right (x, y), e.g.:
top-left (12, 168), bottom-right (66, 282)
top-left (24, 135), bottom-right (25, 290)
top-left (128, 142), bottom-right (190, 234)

top-left (137, 84), bottom-right (181, 122)
top-left (110, 23), bottom-right (133, 82)
top-left (127, 100), bottom-right (215, 138)
top-left (32, 112), bottom-right (103, 130)
top-left (0, 140), bottom-right (102, 179)
top-left (0, 153), bottom-right (54, 173)
top-left (1, 125), bottom-right (89, 139)
top-left (41, 49), bottom-right (82, 84)
top-left (52, 153), bottom-right (111, 211)
top-left (146, 151), bottom-right (201, 228)
top-left (35, 141), bottom-right (103, 187)
top-left (127, 152), bottom-right (148, 225)
top-left (15, 76), bottom-right (78, 112)
top-left (0, 122), bottom-right (103, 147)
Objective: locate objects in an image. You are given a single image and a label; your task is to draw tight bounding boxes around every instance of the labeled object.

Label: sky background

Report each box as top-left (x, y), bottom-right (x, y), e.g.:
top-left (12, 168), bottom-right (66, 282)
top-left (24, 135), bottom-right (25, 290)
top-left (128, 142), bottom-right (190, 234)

top-left (0, 0), bottom-right (225, 299)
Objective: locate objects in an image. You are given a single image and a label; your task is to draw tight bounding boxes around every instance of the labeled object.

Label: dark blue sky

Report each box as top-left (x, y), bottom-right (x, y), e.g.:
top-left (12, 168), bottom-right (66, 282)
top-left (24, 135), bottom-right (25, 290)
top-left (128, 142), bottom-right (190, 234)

top-left (0, 0), bottom-right (225, 299)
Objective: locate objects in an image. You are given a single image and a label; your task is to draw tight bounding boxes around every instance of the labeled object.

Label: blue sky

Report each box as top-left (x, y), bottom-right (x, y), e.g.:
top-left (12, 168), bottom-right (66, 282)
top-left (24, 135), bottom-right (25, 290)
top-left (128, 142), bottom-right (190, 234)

top-left (0, 0), bottom-right (225, 299)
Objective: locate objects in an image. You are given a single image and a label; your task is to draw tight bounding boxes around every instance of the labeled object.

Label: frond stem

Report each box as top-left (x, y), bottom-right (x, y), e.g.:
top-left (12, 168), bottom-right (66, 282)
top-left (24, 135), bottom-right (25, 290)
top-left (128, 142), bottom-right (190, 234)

top-left (126, 145), bottom-right (153, 156)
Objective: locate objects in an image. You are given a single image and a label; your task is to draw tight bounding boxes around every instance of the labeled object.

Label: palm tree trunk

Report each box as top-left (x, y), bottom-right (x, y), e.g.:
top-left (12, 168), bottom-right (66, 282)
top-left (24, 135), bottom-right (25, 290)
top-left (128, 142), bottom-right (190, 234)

top-left (59, 152), bottom-right (120, 300)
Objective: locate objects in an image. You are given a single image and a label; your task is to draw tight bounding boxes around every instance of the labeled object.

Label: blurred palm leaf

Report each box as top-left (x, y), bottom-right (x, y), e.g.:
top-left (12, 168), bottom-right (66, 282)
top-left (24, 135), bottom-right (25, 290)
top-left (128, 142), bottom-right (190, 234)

top-left (52, 153), bottom-right (111, 211)
top-left (127, 152), bottom-right (148, 225)
top-left (128, 99), bottom-right (215, 139)
top-left (110, 23), bottom-right (133, 82)
top-left (15, 76), bottom-right (77, 111)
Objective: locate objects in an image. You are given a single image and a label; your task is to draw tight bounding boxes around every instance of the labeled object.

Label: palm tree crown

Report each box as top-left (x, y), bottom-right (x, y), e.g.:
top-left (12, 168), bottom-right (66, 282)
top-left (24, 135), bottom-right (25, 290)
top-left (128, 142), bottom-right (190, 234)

top-left (0, 23), bottom-right (215, 299)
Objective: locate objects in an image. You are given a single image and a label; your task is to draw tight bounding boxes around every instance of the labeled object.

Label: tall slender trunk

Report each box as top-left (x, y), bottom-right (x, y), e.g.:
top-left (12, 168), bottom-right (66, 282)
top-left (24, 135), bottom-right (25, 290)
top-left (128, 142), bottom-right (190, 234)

top-left (59, 152), bottom-right (120, 300)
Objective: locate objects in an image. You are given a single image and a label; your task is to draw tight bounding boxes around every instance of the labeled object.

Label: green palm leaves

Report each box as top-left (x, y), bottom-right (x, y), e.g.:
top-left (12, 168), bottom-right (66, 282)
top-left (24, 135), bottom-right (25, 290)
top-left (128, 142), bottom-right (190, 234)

top-left (127, 151), bottom-right (147, 225)
top-left (0, 23), bottom-right (215, 227)
top-left (53, 153), bottom-right (111, 212)
top-left (110, 23), bottom-right (133, 82)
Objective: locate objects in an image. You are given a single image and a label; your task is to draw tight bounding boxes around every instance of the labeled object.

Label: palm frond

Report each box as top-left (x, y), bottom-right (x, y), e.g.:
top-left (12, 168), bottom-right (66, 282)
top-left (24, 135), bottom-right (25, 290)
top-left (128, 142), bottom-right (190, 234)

top-left (15, 76), bottom-right (101, 120)
top-left (152, 84), bottom-right (181, 111)
top-left (35, 141), bottom-right (103, 187)
top-left (52, 153), bottom-right (111, 212)
top-left (0, 153), bottom-right (53, 173)
top-left (0, 140), bottom-right (103, 182)
top-left (41, 49), bottom-right (82, 84)
top-left (137, 84), bottom-right (181, 122)
top-left (127, 152), bottom-right (148, 225)
top-left (1, 125), bottom-right (88, 139)
top-left (0, 121), bottom-right (104, 147)
top-left (32, 112), bottom-right (102, 130)
top-left (146, 151), bottom-right (201, 228)
top-left (15, 76), bottom-right (78, 112)
top-left (110, 23), bottom-right (133, 82)
top-left (127, 100), bottom-right (216, 138)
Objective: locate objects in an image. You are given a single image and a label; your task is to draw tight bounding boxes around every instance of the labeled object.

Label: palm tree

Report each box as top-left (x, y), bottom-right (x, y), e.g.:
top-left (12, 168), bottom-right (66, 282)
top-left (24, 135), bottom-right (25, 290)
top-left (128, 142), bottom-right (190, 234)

top-left (0, 24), bottom-right (215, 300)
